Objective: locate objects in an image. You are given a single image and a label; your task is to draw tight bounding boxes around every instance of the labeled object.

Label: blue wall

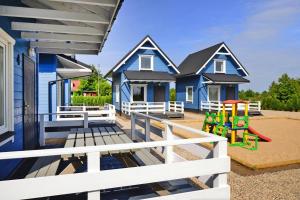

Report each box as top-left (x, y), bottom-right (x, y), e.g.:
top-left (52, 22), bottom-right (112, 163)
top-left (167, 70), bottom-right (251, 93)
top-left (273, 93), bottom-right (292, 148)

top-left (38, 54), bottom-right (57, 119)
top-left (0, 15), bottom-right (36, 179)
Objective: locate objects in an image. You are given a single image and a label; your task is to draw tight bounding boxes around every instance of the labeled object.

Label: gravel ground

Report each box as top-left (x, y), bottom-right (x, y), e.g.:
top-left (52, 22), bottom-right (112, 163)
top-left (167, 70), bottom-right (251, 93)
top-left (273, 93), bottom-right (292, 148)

top-left (230, 169), bottom-right (300, 200)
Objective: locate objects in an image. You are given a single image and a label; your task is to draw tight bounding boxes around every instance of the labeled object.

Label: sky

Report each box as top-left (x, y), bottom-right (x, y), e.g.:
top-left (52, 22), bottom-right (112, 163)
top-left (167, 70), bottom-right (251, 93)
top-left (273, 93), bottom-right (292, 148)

top-left (77, 0), bottom-right (300, 92)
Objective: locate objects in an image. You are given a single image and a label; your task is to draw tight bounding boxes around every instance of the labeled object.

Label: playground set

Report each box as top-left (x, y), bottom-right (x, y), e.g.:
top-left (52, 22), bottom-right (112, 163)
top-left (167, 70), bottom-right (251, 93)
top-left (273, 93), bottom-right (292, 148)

top-left (202, 100), bottom-right (272, 150)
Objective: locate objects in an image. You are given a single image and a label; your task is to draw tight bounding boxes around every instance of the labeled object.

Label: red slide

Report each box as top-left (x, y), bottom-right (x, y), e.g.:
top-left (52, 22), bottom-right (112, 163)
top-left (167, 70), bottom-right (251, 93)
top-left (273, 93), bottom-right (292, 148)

top-left (248, 126), bottom-right (272, 142)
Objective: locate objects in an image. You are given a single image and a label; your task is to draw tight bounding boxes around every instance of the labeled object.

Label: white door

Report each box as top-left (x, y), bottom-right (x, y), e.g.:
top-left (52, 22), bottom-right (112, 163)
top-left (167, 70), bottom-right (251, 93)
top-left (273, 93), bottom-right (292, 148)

top-left (207, 85), bottom-right (220, 101)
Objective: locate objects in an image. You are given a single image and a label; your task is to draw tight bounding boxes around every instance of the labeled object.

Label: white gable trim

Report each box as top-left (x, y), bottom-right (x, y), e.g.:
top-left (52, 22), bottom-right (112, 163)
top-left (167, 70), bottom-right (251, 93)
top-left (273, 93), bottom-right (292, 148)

top-left (195, 44), bottom-right (249, 76)
top-left (57, 55), bottom-right (91, 71)
top-left (113, 36), bottom-right (180, 74)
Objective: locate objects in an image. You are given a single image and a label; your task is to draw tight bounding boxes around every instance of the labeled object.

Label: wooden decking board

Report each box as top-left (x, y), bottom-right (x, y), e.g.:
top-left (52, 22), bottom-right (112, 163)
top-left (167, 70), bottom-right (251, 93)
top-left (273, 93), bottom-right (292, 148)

top-left (62, 131), bottom-right (77, 159)
top-left (84, 128), bottom-right (95, 147)
top-left (45, 156), bottom-right (61, 176)
top-left (139, 149), bottom-right (162, 165)
top-left (92, 128), bottom-right (108, 155)
top-left (106, 127), bottom-right (130, 153)
top-left (26, 157), bottom-right (46, 178)
top-left (75, 129), bottom-right (85, 157)
top-left (133, 151), bottom-right (156, 166)
top-left (99, 127), bottom-right (117, 154)
top-left (35, 156), bottom-right (56, 177)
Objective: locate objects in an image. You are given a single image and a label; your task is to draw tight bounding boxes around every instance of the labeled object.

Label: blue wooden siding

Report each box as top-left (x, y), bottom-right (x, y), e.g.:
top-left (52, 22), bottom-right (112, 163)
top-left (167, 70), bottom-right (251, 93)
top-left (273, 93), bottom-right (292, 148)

top-left (176, 51), bottom-right (244, 111)
top-left (0, 14), bottom-right (36, 179)
top-left (38, 54), bottom-right (57, 119)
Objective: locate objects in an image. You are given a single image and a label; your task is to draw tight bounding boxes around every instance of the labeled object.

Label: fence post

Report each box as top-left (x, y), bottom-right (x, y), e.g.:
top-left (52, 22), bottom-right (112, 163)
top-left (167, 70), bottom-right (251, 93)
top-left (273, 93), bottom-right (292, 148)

top-left (145, 117), bottom-right (150, 142)
top-left (168, 101), bottom-right (171, 112)
top-left (213, 140), bottom-right (228, 188)
top-left (163, 123), bottom-right (173, 164)
top-left (87, 151), bottom-right (100, 200)
top-left (146, 102), bottom-right (149, 114)
top-left (131, 113), bottom-right (136, 140)
top-left (39, 114), bottom-right (45, 146)
top-left (174, 102), bottom-right (177, 113)
top-left (181, 101), bottom-right (184, 113)
top-left (258, 101), bottom-right (261, 112)
top-left (84, 112), bottom-right (88, 128)
top-left (163, 102), bottom-right (166, 114)
top-left (209, 101), bottom-right (211, 111)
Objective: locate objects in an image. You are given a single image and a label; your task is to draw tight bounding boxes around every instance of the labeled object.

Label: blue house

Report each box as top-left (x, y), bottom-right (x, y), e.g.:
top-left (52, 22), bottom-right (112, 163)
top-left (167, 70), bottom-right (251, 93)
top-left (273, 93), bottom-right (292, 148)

top-left (105, 36), bottom-right (181, 115)
top-left (176, 42), bottom-right (250, 112)
top-left (0, 0), bottom-right (121, 179)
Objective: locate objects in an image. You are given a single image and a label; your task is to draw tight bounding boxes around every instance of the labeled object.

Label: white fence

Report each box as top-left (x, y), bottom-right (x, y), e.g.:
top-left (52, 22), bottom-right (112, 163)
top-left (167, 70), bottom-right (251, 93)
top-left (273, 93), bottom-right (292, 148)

top-left (56, 104), bottom-right (115, 122)
top-left (201, 101), bottom-right (261, 112)
top-left (0, 113), bottom-right (230, 200)
top-left (122, 101), bottom-right (184, 115)
top-left (39, 112), bottom-right (89, 146)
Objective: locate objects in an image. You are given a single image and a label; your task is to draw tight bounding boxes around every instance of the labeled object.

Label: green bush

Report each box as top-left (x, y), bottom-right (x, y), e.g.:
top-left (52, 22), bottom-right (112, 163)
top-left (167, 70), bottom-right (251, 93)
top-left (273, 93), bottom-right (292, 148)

top-left (170, 88), bottom-right (176, 101)
top-left (71, 96), bottom-right (112, 106)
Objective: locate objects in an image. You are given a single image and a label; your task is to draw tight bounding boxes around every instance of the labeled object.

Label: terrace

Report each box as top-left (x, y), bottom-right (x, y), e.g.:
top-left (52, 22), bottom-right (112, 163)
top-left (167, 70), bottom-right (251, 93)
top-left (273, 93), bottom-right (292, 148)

top-left (0, 112), bottom-right (230, 200)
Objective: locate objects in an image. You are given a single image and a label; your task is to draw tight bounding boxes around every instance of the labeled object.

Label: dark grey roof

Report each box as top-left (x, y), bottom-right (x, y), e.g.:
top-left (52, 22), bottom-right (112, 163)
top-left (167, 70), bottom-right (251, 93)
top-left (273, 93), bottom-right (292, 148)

top-left (124, 71), bottom-right (175, 81)
top-left (203, 73), bottom-right (250, 83)
top-left (177, 42), bottom-right (224, 75)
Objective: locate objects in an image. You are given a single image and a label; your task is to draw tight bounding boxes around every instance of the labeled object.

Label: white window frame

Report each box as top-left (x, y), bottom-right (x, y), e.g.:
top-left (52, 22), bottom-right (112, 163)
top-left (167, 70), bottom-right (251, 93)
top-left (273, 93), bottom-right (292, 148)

top-left (130, 84), bottom-right (147, 103)
top-left (115, 84), bottom-right (120, 103)
top-left (139, 55), bottom-right (154, 71)
top-left (185, 86), bottom-right (193, 103)
top-left (207, 85), bottom-right (221, 101)
top-left (0, 28), bottom-right (15, 136)
top-left (214, 59), bottom-right (226, 73)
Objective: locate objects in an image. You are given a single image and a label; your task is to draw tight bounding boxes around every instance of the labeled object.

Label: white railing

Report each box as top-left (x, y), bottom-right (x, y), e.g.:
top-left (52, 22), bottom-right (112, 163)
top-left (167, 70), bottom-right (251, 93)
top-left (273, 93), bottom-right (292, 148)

top-left (201, 101), bottom-right (261, 112)
top-left (39, 112), bottom-right (89, 146)
top-left (56, 104), bottom-right (115, 122)
top-left (122, 101), bottom-right (184, 115)
top-left (0, 113), bottom-right (230, 200)
top-left (168, 101), bottom-right (184, 113)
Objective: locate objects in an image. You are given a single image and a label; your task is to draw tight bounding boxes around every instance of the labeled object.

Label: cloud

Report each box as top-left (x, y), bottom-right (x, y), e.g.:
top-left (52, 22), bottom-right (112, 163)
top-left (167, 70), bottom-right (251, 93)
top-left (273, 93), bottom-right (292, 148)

top-left (231, 0), bottom-right (300, 91)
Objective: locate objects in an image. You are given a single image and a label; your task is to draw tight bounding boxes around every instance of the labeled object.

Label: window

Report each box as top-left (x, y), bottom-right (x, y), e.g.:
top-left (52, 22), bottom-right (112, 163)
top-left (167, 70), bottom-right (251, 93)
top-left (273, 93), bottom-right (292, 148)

top-left (186, 86), bottom-right (193, 103)
top-left (208, 85), bottom-right (220, 101)
top-left (214, 59), bottom-right (226, 73)
top-left (115, 84), bottom-right (120, 103)
top-left (139, 55), bottom-right (153, 70)
top-left (0, 28), bottom-right (15, 135)
top-left (131, 84), bottom-right (147, 102)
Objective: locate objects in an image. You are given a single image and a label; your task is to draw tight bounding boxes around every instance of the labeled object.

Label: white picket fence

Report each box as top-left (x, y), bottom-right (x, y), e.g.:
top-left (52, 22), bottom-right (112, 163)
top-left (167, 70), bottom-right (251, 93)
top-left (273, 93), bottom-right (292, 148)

top-left (201, 101), bottom-right (261, 112)
top-left (0, 113), bottom-right (230, 200)
top-left (122, 101), bottom-right (184, 115)
top-left (56, 104), bottom-right (116, 122)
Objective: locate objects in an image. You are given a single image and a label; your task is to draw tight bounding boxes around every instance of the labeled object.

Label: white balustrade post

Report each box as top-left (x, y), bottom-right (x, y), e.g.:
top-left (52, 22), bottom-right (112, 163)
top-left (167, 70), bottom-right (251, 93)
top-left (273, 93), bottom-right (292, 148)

top-left (146, 102), bottom-right (149, 114)
top-left (145, 117), bottom-right (150, 142)
top-left (163, 102), bottom-right (166, 114)
top-left (181, 102), bottom-right (184, 113)
top-left (131, 113), bottom-right (136, 140)
top-left (213, 140), bottom-right (228, 188)
top-left (39, 114), bottom-right (45, 146)
top-left (87, 151), bottom-right (100, 200)
top-left (163, 123), bottom-right (173, 164)
top-left (258, 101), bottom-right (261, 112)
top-left (209, 101), bottom-right (211, 111)
top-left (168, 101), bottom-right (171, 112)
top-left (84, 112), bottom-right (88, 128)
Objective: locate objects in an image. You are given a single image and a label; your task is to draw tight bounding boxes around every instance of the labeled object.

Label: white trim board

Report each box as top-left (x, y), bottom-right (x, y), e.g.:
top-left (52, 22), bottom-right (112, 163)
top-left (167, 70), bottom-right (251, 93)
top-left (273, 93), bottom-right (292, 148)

top-left (139, 55), bottom-right (154, 71)
top-left (196, 43), bottom-right (249, 76)
top-left (130, 84), bottom-right (147, 103)
top-left (0, 28), bottom-right (15, 141)
top-left (112, 36), bottom-right (180, 74)
top-left (185, 86), bottom-right (193, 103)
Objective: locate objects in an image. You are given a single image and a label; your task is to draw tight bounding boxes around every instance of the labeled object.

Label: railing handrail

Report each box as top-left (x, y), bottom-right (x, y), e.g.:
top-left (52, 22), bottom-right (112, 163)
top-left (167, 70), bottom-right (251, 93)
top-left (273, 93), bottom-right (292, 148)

top-left (0, 136), bottom-right (226, 160)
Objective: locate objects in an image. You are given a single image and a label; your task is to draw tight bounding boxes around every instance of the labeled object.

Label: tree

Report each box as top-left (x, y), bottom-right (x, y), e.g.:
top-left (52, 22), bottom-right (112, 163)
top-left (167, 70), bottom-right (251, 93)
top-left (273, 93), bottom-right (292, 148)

top-left (73, 65), bottom-right (111, 96)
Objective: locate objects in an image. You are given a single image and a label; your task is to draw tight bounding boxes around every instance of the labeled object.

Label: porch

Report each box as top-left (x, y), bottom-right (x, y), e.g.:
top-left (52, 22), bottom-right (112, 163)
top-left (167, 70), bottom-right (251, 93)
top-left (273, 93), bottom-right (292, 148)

top-left (122, 101), bottom-right (184, 118)
top-left (0, 113), bottom-right (230, 200)
top-left (201, 100), bottom-right (261, 113)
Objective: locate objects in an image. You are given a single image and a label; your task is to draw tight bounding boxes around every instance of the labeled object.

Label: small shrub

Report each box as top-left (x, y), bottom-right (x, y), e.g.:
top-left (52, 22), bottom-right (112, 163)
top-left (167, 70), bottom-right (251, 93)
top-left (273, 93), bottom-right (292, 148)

top-left (71, 96), bottom-right (112, 106)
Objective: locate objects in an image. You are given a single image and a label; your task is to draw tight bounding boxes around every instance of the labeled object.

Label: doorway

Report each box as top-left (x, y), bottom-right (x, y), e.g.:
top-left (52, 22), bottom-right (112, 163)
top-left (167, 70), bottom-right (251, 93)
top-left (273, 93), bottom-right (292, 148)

top-left (23, 55), bottom-right (38, 150)
top-left (154, 86), bottom-right (165, 102)
top-left (225, 85), bottom-right (236, 100)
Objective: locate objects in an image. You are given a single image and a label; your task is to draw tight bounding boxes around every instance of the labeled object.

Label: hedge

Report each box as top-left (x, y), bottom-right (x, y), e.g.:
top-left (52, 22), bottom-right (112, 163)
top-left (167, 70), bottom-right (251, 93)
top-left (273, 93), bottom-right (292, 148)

top-left (71, 96), bottom-right (112, 106)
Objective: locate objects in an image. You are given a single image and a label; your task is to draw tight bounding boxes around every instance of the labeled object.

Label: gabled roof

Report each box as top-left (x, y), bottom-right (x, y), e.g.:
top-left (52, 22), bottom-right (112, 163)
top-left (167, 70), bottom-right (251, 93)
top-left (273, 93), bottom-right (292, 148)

top-left (105, 35), bottom-right (179, 77)
top-left (177, 42), bottom-right (249, 76)
top-left (124, 70), bottom-right (175, 82)
top-left (56, 55), bottom-right (92, 79)
top-left (203, 73), bottom-right (249, 84)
